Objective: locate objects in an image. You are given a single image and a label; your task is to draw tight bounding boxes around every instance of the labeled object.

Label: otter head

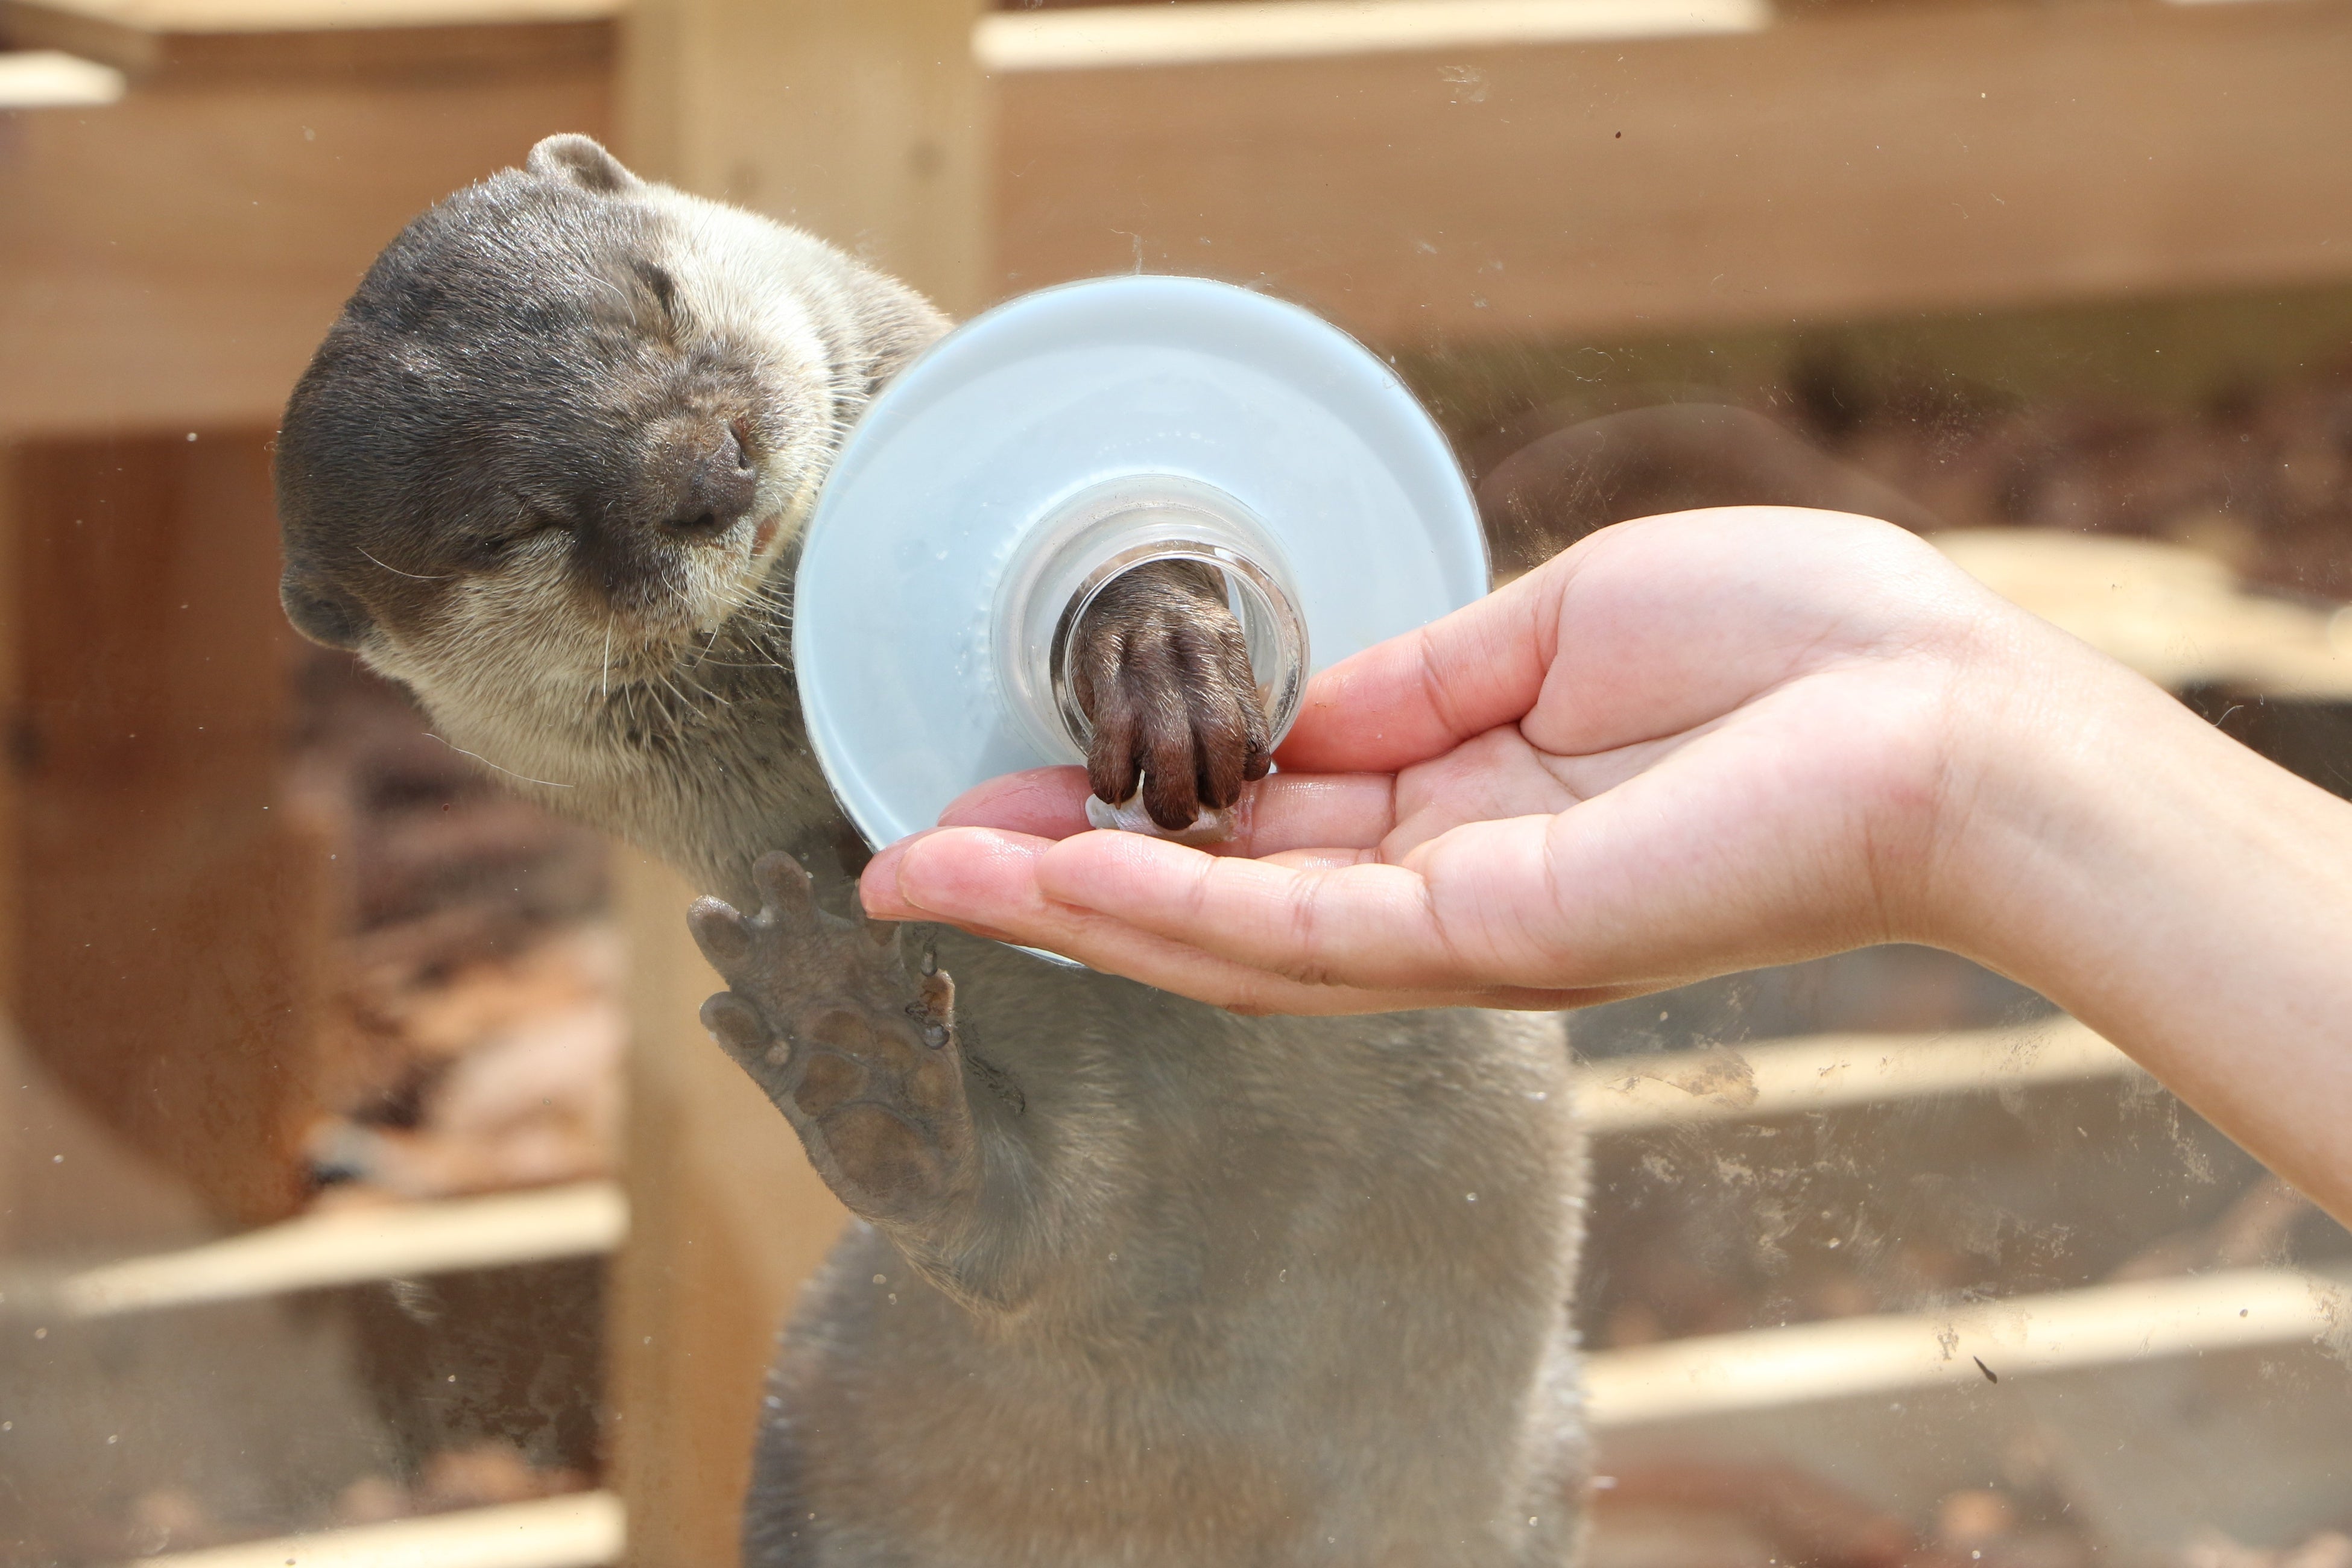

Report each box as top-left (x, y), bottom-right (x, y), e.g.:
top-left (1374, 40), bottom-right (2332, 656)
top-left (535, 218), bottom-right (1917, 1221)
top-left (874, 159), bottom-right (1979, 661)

top-left (276, 134), bottom-right (944, 770)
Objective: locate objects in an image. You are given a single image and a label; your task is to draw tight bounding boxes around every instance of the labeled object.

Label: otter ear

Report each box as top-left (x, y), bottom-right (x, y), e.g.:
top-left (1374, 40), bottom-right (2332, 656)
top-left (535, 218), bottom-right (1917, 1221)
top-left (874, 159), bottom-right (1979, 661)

top-left (527, 134), bottom-right (643, 197)
top-left (280, 568), bottom-right (373, 652)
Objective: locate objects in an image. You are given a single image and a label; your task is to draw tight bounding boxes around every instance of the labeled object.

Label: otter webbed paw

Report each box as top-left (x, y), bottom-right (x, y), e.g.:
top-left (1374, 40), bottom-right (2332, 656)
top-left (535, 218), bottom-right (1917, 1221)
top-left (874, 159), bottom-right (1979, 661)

top-left (689, 853), bottom-right (976, 1226)
top-left (1070, 559), bottom-right (1272, 836)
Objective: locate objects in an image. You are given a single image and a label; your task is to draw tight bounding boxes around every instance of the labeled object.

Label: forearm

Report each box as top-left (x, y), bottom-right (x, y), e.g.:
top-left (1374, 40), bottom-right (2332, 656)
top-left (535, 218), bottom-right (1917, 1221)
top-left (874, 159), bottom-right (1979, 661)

top-left (1933, 632), bottom-right (2352, 1225)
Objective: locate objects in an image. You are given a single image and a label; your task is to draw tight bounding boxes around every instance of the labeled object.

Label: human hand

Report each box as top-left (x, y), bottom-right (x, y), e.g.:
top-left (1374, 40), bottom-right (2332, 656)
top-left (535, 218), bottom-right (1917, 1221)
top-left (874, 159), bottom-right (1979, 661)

top-left (859, 507), bottom-right (2038, 1011)
top-left (861, 505), bottom-right (2352, 1221)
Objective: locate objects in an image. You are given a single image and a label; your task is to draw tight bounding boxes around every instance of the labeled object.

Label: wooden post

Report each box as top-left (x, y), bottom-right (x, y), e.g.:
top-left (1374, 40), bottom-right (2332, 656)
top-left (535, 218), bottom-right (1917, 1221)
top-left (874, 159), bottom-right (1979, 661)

top-left (608, 5), bottom-right (990, 1563)
top-left (605, 850), bottom-right (852, 1568)
top-left (619, 0), bottom-right (992, 317)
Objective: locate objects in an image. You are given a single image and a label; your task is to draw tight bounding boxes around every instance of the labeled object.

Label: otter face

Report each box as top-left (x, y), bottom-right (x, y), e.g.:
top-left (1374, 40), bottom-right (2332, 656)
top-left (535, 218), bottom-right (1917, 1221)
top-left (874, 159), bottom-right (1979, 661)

top-left (276, 135), bottom-right (938, 751)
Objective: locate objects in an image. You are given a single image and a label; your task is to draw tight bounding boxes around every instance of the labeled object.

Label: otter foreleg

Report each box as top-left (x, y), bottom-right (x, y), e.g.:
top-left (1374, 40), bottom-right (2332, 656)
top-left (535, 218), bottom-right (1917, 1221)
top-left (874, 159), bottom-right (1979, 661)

top-left (689, 852), bottom-right (980, 1239)
top-left (1072, 558), bottom-right (1272, 834)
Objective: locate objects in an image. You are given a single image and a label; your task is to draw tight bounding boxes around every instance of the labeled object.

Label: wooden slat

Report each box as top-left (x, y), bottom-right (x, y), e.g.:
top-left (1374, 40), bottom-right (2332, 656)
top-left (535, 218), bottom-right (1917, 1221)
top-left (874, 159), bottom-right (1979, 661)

top-left (1575, 1016), bottom-right (2135, 1135)
top-left (0, 447), bottom-right (18, 1023)
top-left (0, 47), bottom-right (124, 104)
top-left (620, 0), bottom-right (993, 317)
top-left (1935, 528), bottom-right (2352, 700)
top-left (1587, 1266), bottom-right (2352, 1427)
top-left (121, 1490), bottom-right (623, 1568)
top-left (604, 855), bottom-right (851, 1568)
top-left (610, 8), bottom-right (988, 1563)
top-left (974, 0), bottom-right (1768, 71)
top-left (46, 1181), bottom-right (627, 1318)
top-left (995, 0), bottom-right (2352, 343)
top-left (0, 38), bottom-right (610, 439)
top-left (1, 0), bottom-right (618, 79)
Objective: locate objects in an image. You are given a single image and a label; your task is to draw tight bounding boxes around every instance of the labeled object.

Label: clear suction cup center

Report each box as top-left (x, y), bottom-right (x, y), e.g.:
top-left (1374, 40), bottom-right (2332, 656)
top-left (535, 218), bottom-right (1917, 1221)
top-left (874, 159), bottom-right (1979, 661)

top-left (993, 478), bottom-right (1309, 768)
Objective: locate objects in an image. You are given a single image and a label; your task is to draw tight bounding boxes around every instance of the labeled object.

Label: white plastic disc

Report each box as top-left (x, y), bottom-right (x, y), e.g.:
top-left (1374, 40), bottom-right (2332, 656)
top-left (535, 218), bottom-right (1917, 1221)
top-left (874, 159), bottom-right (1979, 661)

top-left (794, 274), bottom-right (1489, 850)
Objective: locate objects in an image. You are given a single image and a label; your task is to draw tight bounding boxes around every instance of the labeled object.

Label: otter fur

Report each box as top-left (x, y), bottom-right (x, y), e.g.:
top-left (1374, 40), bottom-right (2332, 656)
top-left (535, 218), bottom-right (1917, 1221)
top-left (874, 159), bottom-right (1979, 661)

top-left (276, 134), bottom-right (1589, 1567)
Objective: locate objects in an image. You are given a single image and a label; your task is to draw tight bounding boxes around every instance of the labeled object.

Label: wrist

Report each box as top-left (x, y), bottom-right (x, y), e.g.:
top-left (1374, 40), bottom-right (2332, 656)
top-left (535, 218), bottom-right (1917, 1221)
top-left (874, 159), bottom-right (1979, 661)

top-left (1923, 619), bottom-right (2352, 1218)
top-left (1915, 612), bottom-right (2179, 988)
top-left (1919, 604), bottom-right (2347, 1029)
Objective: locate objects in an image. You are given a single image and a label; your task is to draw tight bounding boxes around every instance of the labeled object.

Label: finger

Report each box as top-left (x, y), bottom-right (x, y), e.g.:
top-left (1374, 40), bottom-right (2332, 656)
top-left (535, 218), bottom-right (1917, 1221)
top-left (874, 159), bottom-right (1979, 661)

top-left (1233, 773), bottom-right (1396, 855)
top-left (882, 827), bottom-right (1555, 1014)
top-left (939, 768), bottom-right (1096, 838)
top-left (1277, 554), bottom-right (1570, 774)
top-left (931, 767), bottom-right (1402, 856)
top-left (1022, 829), bottom-right (1519, 993)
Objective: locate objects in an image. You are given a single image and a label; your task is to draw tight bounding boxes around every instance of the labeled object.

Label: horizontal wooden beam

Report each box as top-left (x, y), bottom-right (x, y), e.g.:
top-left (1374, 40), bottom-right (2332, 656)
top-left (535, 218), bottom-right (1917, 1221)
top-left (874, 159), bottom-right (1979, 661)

top-left (0, 46), bottom-right (123, 104)
top-left (1575, 1017), bottom-right (2133, 1136)
top-left (1587, 1265), bottom-right (2352, 1427)
top-left (1935, 528), bottom-right (2352, 700)
top-left (123, 1491), bottom-right (622, 1568)
top-left (974, 0), bottom-right (1766, 72)
top-left (995, 0), bottom-right (2352, 343)
top-left (17, 0), bottom-right (2352, 434)
top-left (0, 59), bottom-right (609, 437)
top-left (0, 0), bottom-right (617, 79)
top-left (43, 1181), bottom-right (626, 1317)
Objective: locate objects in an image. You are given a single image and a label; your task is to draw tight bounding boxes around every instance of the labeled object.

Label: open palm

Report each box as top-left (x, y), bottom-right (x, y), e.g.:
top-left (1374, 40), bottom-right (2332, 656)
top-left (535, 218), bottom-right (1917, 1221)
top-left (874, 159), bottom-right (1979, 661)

top-left (863, 508), bottom-right (2023, 1013)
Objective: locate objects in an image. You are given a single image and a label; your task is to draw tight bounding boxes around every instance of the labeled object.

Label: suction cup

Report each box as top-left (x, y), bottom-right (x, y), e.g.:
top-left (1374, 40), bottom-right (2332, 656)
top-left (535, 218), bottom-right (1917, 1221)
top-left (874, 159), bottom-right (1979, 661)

top-left (793, 274), bottom-right (1488, 852)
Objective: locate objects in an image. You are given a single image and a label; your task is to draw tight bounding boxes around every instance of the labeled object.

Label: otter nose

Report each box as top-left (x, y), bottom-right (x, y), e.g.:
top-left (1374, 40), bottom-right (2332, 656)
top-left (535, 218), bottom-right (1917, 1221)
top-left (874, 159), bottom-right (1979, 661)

top-left (662, 424), bottom-right (759, 538)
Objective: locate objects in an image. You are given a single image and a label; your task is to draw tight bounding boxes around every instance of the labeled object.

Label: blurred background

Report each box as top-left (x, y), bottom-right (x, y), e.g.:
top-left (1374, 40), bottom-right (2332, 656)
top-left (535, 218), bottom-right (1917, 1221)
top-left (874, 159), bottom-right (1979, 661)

top-left (2, 1), bottom-right (2350, 1564)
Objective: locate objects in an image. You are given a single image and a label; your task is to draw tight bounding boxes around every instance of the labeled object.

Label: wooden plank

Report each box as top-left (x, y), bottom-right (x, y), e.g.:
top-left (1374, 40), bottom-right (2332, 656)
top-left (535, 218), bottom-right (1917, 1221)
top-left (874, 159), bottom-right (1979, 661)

top-left (46, 1180), bottom-right (627, 1317)
top-left (604, 853), bottom-right (850, 1568)
top-left (121, 1490), bottom-right (624, 1568)
top-left (0, 0), bottom-right (617, 80)
top-left (3, 430), bottom-right (335, 1223)
top-left (0, 446), bottom-right (19, 1020)
top-left (995, 0), bottom-right (2352, 343)
top-left (974, 0), bottom-right (1768, 71)
top-left (1587, 1266), bottom-right (2352, 1427)
top-left (0, 53), bottom-right (610, 438)
top-left (1575, 1016), bottom-right (2135, 1135)
top-left (621, 0), bottom-right (993, 316)
top-left (0, 48), bottom-right (125, 105)
top-left (609, 8), bottom-right (987, 1563)
top-left (1935, 528), bottom-right (2352, 700)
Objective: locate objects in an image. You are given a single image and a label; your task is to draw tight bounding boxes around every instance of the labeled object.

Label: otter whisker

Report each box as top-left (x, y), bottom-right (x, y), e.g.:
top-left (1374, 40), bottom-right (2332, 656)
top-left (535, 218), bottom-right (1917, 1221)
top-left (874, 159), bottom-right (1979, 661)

top-left (424, 732), bottom-right (574, 789)
top-left (358, 547), bottom-right (452, 582)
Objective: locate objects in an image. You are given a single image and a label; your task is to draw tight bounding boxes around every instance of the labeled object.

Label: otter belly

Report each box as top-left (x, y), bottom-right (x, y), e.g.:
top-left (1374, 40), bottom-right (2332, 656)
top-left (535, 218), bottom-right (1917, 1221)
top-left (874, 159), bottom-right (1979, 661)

top-left (741, 993), bottom-right (1588, 1568)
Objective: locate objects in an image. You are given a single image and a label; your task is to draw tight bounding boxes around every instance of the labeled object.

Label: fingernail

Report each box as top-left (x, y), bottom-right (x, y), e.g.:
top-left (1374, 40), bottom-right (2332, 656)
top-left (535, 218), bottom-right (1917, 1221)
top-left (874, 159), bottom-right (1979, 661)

top-left (857, 832), bottom-right (933, 919)
top-left (894, 827), bottom-right (1045, 921)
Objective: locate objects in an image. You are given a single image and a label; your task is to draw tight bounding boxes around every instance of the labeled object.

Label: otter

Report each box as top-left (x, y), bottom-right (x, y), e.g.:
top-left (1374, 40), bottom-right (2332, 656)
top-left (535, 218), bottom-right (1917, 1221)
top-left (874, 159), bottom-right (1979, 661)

top-left (276, 134), bottom-right (1589, 1567)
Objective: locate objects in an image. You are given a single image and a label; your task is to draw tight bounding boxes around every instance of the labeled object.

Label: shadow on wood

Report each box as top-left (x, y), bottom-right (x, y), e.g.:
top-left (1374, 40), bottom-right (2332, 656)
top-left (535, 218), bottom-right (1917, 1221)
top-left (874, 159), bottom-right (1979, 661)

top-left (2, 429), bottom-right (336, 1224)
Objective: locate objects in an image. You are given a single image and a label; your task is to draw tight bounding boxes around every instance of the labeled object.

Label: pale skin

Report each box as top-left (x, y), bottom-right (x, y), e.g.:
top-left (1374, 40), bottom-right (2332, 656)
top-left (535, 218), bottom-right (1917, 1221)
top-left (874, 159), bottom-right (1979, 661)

top-left (860, 507), bottom-right (2352, 1227)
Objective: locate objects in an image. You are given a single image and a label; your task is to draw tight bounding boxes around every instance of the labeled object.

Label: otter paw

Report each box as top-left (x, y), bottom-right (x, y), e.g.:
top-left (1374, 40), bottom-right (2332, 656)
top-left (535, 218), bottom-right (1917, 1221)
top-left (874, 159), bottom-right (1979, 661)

top-left (1070, 558), bottom-right (1272, 836)
top-left (688, 852), bottom-right (972, 1222)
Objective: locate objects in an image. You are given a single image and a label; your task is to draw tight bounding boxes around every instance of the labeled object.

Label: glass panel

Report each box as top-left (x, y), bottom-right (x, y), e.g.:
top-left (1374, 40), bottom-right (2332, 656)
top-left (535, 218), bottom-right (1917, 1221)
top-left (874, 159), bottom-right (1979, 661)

top-left (5, 2), bottom-right (2349, 1564)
